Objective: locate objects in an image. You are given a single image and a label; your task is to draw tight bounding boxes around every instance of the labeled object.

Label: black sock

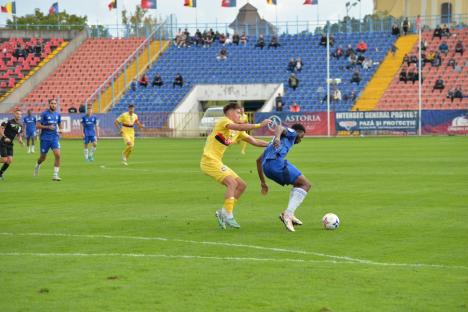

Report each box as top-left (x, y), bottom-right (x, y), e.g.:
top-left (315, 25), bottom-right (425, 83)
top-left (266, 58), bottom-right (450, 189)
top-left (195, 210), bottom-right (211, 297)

top-left (0, 163), bottom-right (9, 175)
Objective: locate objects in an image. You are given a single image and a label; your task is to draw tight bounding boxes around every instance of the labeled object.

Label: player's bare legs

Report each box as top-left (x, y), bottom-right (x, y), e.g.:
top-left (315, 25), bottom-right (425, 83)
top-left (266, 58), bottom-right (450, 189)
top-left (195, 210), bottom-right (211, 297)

top-left (0, 156), bottom-right (12, 180)
top-left (51, 149), bottom-right (61, 180)
top-left (122, 141), bottom-right (133, 165)
top-left (216, 176), bottom-right (245, 229)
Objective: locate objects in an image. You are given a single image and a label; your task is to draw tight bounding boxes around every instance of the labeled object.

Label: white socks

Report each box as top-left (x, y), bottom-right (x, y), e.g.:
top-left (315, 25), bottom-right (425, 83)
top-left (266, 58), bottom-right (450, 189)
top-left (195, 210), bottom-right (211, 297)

top-left (84, 149), bottom-right (89, 159)
top-left (285, 187), bottom-right (308, 216)
top-left (53, 166), bottom-right (60, 176)
top-left (91, 147), bottom-right (96, 157)
top-left (222, 207), bottom-right (233, 219)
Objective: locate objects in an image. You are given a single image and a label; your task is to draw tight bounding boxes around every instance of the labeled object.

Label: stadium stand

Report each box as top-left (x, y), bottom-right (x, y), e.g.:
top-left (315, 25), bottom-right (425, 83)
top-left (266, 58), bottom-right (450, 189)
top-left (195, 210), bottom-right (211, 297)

top-left (111, 32), bottom-right (396, 114)
top-left (19, 38), bottom-right (144, 113)
top-left (0, 37), bottom-right (65, 99)
top-left (376, 28), bottom-right (468, 110)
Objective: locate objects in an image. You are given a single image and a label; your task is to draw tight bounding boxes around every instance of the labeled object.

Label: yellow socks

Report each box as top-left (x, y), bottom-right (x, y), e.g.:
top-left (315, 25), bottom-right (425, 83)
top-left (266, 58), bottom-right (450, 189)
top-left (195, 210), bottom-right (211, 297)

top-left (123, 145), bottom-right (133, 159)
top-left (223, 197), bottom-right (236, 217)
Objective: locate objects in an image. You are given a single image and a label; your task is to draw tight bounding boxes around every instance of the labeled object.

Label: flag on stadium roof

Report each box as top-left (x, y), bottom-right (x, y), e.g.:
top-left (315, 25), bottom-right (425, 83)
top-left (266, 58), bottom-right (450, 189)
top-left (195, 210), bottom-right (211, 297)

top-left (0, 1), bottom-right (16, 14)
top-left (266, 0), bottom-right (277, 5)
top-left (184, 0), bottom-right (197, 7)
top-left (304, 0), bottom-right (318, 4)
top-left (49, 2), bottom-right (59, 15)
top-left (108, 0), bottom-right (117, 11)
top-left (221, 0), bottom-right (236, 7)
top-left (141, 0), bottom-right (157, 9)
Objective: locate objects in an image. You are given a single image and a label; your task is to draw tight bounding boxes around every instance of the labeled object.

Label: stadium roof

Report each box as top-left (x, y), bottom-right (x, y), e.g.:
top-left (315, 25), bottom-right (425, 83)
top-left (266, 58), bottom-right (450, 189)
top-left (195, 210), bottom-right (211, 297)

top-left (229, 3), bottom-right (277, 35)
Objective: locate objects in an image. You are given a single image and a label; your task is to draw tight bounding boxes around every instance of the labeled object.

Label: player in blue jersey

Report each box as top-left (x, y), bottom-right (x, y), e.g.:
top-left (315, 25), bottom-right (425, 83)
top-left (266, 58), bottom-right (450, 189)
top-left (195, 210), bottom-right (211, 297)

top-left (80, 110), bottom-right (99, 161)
top-left (23, 109), bottom-right (37, 154)
top-left (256, 123), bottom-right (311, 232)
top-left (34, 99), bottom-right (62, 181)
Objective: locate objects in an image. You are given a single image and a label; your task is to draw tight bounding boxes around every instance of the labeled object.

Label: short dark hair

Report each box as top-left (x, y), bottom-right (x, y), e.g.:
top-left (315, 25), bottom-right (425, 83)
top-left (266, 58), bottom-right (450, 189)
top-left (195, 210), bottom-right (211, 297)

top-left (223, 102), bottom-right (241, 114)
top-left (128, 104), bottom-right (135, 108)
top-left (291, 123), bottom-right (306, 133)
top-left (49, 99), bottom-right (57, 104)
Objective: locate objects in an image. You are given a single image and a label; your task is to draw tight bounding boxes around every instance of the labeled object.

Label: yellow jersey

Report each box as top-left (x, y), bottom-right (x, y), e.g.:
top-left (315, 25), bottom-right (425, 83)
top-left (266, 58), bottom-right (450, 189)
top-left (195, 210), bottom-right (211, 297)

top-left (202, 116), bottom-right (249, 161)
top-left (116, 112), bottom-right (138, 133)
top-left (240, 113), bottom-right (248, 123)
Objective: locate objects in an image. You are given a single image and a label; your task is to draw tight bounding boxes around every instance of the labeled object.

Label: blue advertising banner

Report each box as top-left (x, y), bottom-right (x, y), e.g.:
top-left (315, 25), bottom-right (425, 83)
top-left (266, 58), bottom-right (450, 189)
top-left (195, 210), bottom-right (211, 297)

top-left (335, 111), bottom-right (419, 132)
top-left (422, 110), bottom-right (468, 135)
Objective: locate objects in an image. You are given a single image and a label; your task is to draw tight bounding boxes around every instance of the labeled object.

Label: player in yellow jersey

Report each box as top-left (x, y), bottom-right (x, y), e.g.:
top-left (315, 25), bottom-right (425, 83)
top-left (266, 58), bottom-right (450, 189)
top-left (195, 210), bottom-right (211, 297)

top-left (200, 102), bottom-right (271, 229)
top-left (114, 104), bottom-right (144, 166)
top-left (239, 107), bottom-right (249, 155)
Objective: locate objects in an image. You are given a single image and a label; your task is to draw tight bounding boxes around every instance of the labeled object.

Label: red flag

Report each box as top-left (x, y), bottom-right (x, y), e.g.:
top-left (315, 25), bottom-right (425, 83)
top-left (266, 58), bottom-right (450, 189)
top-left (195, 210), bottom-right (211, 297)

top-left (108, 0), bottom-right (117, 10)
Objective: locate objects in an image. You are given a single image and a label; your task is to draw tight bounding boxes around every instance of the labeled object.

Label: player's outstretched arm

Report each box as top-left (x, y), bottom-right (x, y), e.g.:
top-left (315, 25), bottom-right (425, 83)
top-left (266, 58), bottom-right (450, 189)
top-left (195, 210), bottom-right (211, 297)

top-left (113, 120), bottom-right (121, 133)
top-left (135, 119), bottom-right (144, 130)
top-left (273, 125), bottom-right (286, 148)
top-left (226, 119), bottom-right (271, 131)
top-left (256, 153), bottom-right (268, 195)
top-left (243, 135), bottom-right (269, 147)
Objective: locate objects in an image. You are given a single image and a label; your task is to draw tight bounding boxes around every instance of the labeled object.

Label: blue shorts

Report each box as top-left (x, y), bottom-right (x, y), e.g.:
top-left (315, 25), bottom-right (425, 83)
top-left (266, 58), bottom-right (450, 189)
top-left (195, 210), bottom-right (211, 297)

top-left (40, 139), bottom-right (60, 154)
top-left (26, 130), bottom-right (36, 139)
top-left (84, 135), bottom-right (97, 144)
top-left (263, 159), bottom-right (302, 186)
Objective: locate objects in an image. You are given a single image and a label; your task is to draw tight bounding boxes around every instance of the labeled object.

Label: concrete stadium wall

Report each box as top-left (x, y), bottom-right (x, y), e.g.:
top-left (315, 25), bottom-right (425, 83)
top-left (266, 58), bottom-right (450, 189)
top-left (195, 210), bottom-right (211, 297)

top-left (0, 29), bottom-right (88, 113)
top-left (0, 29), bottom-right (83, 40)
top-left (168, 83), bottom-right (283, 136)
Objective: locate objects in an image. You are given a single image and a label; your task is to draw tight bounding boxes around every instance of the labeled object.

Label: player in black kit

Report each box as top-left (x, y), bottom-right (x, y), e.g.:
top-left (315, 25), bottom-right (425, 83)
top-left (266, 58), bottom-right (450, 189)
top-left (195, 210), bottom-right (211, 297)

top-left (0, 109), bottom-right (24, 180)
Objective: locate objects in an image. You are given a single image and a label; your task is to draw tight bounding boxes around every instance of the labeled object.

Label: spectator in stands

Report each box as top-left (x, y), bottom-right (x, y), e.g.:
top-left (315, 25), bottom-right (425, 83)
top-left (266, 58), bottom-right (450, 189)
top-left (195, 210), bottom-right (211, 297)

top-left (356, 40), bottom-right (368, 53)
top-left (255, 35), bottom-right (265, 49)
top-left (138, 74), bottom-right (149, 88)
top-left (203, 33), bottom-right (213, 48)
top-left (410, 55), bottom-right (418, 65)
top-left (152, 73), bottom-right (163, 87)
top-left (333, 45), bottom-right (344, 59)
top-left (289, 102), bottom-right (300, 112)
top-left (401, 18), bottom-right (410, 35)
top-left (421, 39), bottom-right (428, 51)
top-left (433, 25), bottom-right (442, 40)
top-left (332, 87), bottom-right (342, 102)
top-left (455, 40), bottom-right (464, 56)
top-left (356, 54), bottom-right (366, 67)
top-left (447, 87), bottom-right (463, 103)
top-left (329, 34), bottom-right (335, 47)
top-left (432, 76), bottom-right (445, 93)
top-left (441, 24), bottom-right (451, 37)
top-left (174, 29), bottom-right (184, 48)
top-left (391, 24), bottom-right (400, 37)
top-left (269, 35), bottom-right (280, 49)
top-left (195, 29), bottom-right (203, 46)
top-left (224, 33), bottom-right (232, 46)
top-left (350, 70), bottom-right (361, 85)
top-left (345, 44), bottom-right (355, 57)
top-left (287, 58), bottom-right (296, 72)
top-left (447, 58), bottom-right (456, 69)
top-left (425, 50), bottom-right (435, 64)
top-left (217, 48), bottom-right (228, 61)
top-left (288, 73), bottom-right (299, 91)
top-left (275, 93), bottom-right (283, 111)
top-left (432, 52), bottom-right (442, 67)
top-left (390, 43), bottom-right (398, 56)
top-left (232, 33), bottom-right (240, 45)
top-left (79, 104), bottom-right (86, 113)
top-left (439, 41), bottom-right (449, 55)
top-left (320, 33), bottom-right (327, 46)
top-left (173, 73), bottom-right (184, 88)
top-left (183, 28), bottom-right (191, 46)
top-left (295, 58), bottom-right (303, 72)
top-left (343, 90), bottom-right (357, 102)
top-left (130, 79), bottom-right (137, 91)
top-left (403, 54), bottom-right (411, 66)
top-left (399, 67), bottom-right (408, 83)
top-left (362, 57), bottom-right (373, 71)
top-left (240, 32), bottom-right (248, 46)
top-left (218, 33), bottom-right (227, 45)
top-left (346, 53), bottom-right (358, 70)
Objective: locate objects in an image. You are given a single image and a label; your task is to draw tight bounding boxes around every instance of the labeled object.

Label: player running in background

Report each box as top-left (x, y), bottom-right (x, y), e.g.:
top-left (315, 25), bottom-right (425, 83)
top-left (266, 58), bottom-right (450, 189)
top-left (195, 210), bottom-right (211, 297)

top-left (81, 110), bottom-right (99, 161)
top-left (256, 123), bottom-right (311, 232)
top-left (200, 102), bottom-right (271, 229)
top-left (114, 104), bottom-right (144, 166)
top-left (239, 106), bottom-right (249, 155)
top-left (23, 109), bottom-right (37, 154)
top-left (0, 109), bottom-right (24, 180)
top-left (34, 99), bottom-right (63, 181)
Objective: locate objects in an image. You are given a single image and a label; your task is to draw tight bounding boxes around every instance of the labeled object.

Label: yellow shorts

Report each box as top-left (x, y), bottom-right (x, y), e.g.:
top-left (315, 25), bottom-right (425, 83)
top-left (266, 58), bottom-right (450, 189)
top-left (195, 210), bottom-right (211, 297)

top-left (200, 156), bottom-right (239, 184)
top-left (122, 131), bottom-right (135, 145)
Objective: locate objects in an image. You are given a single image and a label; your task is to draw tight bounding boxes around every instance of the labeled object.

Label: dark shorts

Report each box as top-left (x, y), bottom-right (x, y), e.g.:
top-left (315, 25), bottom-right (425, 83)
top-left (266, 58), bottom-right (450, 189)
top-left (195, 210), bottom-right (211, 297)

top-left (84, 135), bottom-right (97, 144)
top-left (0, 141), bottom-right (13, 157)
top-left (40, 139), bottom-right (60, 154)
top-left (263, 159), bottom-right (302, 186)
top-left (26, 130), bottom-right (36, 139)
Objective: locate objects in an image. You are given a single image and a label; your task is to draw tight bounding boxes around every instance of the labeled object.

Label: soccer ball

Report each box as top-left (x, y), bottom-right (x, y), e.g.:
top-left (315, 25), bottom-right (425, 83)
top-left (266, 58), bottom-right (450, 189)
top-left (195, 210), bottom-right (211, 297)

top-left (322, 213), bottom-right (340, 230)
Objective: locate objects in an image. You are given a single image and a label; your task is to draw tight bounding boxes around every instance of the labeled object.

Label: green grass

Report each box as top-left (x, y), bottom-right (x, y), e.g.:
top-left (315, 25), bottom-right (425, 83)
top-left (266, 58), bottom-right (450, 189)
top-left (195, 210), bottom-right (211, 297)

top-left (0, 137), bottom-right (467, 312)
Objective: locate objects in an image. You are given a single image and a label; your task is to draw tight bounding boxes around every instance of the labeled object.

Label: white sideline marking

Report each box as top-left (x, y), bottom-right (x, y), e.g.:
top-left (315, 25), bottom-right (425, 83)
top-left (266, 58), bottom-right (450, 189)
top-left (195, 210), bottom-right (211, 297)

top-left (0, 252), bottom-right (348, 265)
top-left (0, 232), bottom-right (466, 270)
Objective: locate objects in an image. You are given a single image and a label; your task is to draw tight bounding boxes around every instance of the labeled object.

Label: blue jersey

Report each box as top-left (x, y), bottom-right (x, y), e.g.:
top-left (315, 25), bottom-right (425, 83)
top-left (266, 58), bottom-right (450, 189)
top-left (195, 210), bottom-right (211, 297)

top-left (39, 110), bottom-right (61, 141)
top-left (23, 115), bottom-right (37, 133)
top-left (262, 127), bottom-right (297, 164)
top-left (81, 115), bottom-right (97, 137)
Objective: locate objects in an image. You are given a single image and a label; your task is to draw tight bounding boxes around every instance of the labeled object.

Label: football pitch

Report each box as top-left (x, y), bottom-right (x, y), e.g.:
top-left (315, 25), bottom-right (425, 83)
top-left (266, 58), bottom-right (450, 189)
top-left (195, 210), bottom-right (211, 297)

top-left (1, 136), bottom-right (467, 312)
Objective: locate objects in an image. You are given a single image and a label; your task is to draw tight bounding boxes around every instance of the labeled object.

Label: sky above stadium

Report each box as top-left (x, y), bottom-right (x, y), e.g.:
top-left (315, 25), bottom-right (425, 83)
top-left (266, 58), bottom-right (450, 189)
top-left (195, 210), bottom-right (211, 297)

top-left (0, 0), bottom-right (374, 26)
